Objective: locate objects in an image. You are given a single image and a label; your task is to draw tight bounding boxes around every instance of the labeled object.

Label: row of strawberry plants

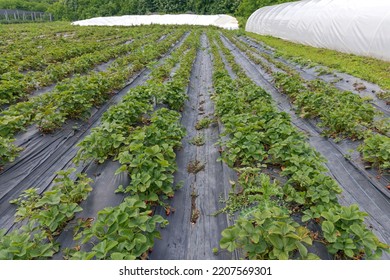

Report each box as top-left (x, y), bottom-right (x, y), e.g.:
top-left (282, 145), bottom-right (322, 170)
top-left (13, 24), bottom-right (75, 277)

top-left (0, 30), bottom-right (156, 107)
top-left (209, 31), bottom-right (388, 259)
top-left (0, 168), bottom-right (93, 259)
top-left (0, 27), bottom-right (163, 109)
top-left (63, 32), bottom-right (200, 260)
top-left (1, 24), bottom-right (142, 74)
top-left (1, 38), bottom-right (118, 75)
top-left (210, 34), bottom-right (321, 260)
top-left (74, 30), bottom-right (198, 165)
top-left (0, 29), bottom-right (193, 257)
top-left (226, 33), bottom-right (390, 173)
top-left (66, 109), bottom-right (185, 260)
top-left (274, 74), bottom-right (390, 172)
top-left (0, 28), bottom-right (185, 170)
top-left (244, 32), bottom-right (390, 103)
top-left (227, 34), bottom-right (381, 136)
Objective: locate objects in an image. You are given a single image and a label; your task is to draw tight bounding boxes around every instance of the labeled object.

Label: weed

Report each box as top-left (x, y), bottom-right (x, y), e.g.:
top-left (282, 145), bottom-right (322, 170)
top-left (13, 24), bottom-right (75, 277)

top-left (195, 117), bottom-right (213, 130)
top-left (191, 209), bottom-right (200, 224)
top-left (315, 67), bottom-right (333, 76)
top-left (377, 91), bottom-right (390, 104)
top-left (187, 160), bottom-right (205, 174)
top-left (353, 82), bottom-right (367, 92)
top-left (189, 134), bottom-right (205, 146)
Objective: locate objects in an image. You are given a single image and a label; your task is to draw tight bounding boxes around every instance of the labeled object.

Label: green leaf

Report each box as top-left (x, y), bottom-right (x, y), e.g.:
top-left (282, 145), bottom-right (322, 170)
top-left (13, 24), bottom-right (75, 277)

top-left (251, 233), bottom-right (260, 244)
top-left (321, 221), bottom-right (334, 234)
top-left (306, 253), bottom-right (320, 260)
top-left (296, 242), bottom-right (308, 257)
top-left (321, 211), bottom-right (340, 223)
top-left (115, 165), bottom-right (128, 175)
top-left (344, 249), bottom-right (355, 258)
top-left (106, 222), bottom-right (119, 235)
top-left (110, 253), bottom-right (127, 260)
top-left (301, 215), bottom-right (311, 222)
top-left (146, 145), bottom-right (160, 155)
top-left (362, 236), bottom-right (378, 251)
top-left (220, 227), bottom-right (239, 252)
top-left (278, 251), bottom-right (289, 260)
top-left (147, 193), bottom-right (159, 202)
top-left (268, 235), bottom-right (283, 250)
top-left (350, 223), bottom-right (364, 237)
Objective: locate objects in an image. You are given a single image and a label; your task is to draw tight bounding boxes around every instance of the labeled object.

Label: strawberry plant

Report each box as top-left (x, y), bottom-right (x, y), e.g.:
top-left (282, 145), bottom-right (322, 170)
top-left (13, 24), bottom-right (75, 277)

top-left (220, 204), bottom-right (317, 260)
top-left (358, 134), bottom-right (390, 171)
top-left (0, 71), bottom-right (29, 106)
top-left (74, 87), bottom-right (153, 164)
top-left (35, 105), bottom-right (66, 133)
top-left (219, 124), bottom-right (268, 167)
top-left (75, 30), bottom-right (198, 172)
top-left (0, 137), bottom-right (23, 169)
top-left (11, 168), bottom-right (93, 236)
top-left (1, 168), bottom-right (92, 259)
top-left (218, 167), bottom-right (318, 260)
top-left (320, 205), bottom-right (389, 259)
top-left (75, 122), bottom-right (129, 164)
top-left (66, 196), bottom-right (167, 260)
top-left (115, 108), bottom-right (185, 202)
top-left (0, 223), bottom-right (59, 260)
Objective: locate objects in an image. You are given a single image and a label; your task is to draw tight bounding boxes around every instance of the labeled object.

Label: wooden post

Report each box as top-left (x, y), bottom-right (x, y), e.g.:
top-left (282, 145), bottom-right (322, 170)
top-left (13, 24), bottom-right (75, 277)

top-left (5, 10), bottom-right (9, 22)
top-left (23, 11), bottom-right (26, 21)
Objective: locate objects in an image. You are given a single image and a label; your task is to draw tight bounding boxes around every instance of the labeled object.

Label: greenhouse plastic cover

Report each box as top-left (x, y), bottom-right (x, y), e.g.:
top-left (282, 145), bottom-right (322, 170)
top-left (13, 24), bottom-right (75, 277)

top-left (245, 0), bottom-right (390, 61)
top-left (73, 14), bottom-right (239, 30)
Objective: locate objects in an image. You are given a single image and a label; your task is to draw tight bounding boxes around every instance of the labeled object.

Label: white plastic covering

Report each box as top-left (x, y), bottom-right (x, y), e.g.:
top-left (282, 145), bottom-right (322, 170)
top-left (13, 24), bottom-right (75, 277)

top-left (246, 0), bottom-right (390, 61)
top-left (73, 14), bottom-right (239, 30)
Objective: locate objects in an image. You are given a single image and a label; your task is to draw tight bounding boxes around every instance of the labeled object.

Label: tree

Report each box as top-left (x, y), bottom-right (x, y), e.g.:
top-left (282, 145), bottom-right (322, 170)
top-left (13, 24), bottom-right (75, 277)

top-left (236, 0), bottom-right (293, 19)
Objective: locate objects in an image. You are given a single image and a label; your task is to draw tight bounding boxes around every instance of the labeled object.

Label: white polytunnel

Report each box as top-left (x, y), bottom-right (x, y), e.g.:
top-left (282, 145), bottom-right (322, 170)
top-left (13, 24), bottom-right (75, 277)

top-left (245, 0), bottom-right (390, 61)
top-left (73, 14), bottom-right (239, 30)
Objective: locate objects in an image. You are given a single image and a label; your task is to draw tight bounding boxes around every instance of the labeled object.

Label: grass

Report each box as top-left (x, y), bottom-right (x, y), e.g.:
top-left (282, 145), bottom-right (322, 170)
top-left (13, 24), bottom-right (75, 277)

top-left (246, 32), bottom-right (390, 91)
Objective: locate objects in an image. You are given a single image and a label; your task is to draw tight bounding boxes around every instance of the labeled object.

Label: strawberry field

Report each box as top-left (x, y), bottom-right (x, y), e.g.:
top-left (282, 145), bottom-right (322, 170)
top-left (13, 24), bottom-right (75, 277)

top-left (0, 23), bottom-right (389, 260)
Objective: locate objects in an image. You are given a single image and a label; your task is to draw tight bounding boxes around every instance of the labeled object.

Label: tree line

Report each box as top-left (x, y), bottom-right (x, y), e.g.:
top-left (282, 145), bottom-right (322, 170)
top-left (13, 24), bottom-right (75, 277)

top-left (0, 0), bottom-right (294, 21)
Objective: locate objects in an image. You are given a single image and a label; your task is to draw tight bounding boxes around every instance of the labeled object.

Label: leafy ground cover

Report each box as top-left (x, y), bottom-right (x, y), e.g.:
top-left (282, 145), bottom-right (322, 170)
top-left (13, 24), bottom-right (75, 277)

top-left (0, 27), bottom-right (186, 169)
top-left (0, 23), bottom-right (388, 260)
top-left (209, 30), bottom-right (389, 259)
top-left (225, 32), bottom-right (390, 174)
top-left (247, 32), bottom-right (390, 92)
